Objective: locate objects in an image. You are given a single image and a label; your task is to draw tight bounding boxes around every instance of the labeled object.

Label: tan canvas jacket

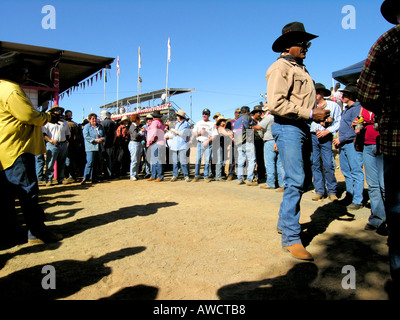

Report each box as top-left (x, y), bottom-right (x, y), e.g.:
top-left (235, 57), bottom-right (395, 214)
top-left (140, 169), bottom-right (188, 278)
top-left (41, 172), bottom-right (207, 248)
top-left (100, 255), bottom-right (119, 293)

top-left (266, 57), bottom-right (316, 121)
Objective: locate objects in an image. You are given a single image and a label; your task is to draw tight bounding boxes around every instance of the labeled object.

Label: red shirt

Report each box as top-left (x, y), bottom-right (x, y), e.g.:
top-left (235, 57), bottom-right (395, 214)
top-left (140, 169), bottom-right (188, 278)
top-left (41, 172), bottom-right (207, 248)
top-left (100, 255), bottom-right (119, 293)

top-left (361, 108), bottom-right (379, 145)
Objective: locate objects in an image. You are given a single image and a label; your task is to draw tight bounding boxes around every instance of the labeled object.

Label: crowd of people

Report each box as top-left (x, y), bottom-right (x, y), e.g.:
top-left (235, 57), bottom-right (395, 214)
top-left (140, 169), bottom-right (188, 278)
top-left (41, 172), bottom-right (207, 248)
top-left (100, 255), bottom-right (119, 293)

top-left (0, 0), bottom-right (398, 299)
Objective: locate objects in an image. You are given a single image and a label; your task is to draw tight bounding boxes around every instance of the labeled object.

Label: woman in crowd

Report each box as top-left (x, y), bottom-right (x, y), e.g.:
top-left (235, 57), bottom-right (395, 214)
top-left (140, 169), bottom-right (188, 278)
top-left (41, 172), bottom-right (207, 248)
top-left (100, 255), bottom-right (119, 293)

top-left (81, 113), bottom-right (105, 184)
top-left (128, 114), bottom-right (144, 181)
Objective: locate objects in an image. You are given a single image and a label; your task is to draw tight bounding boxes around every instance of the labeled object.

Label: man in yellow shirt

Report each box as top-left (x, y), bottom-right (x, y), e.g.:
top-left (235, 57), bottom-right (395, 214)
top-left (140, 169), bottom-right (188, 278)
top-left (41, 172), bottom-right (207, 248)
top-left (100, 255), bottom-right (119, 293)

top-left (0, 52), bottom-right (62, 245)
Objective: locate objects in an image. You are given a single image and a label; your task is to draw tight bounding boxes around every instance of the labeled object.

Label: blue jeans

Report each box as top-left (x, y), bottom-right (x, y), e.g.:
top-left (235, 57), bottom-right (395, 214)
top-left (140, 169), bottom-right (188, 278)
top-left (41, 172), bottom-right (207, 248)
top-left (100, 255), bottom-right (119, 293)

top-left (339, 142), bottom-right (364, 205)
top-left (83, 151), bottom-right (100, 181)
top-left (272, 120), bottom-right (312, 247)
top-left (128, 141), bottom-right (142, 179)
top-left (1, 153), bottom-right (46, 235)
top-left (383, 155), bottom-right (400, 285)
top-left (148, 143), bottom-right (164, 179)
top-left (45, 142), bottom-right (68, 182)
top-left (264, 139), bottom-right (284, 188)
top-left (363, 144), bottom-right (385, 228)
top-left (35, 154), bottom-right (45, 182)
top-left (237, 142), bottom-right (256, 182)
top-left (195, 142), bottom-right (212, 178)
top-left (172, 149), bottom-right (190, 178)
top-left (311, 133), bottom-right (337, 195)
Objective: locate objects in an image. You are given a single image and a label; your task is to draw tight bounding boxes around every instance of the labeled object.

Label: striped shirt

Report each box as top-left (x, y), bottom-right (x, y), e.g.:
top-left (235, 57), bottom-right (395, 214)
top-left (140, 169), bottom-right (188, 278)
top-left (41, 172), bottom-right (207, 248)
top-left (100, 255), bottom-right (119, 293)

top-left (357, 24), bottom-right (400, 156)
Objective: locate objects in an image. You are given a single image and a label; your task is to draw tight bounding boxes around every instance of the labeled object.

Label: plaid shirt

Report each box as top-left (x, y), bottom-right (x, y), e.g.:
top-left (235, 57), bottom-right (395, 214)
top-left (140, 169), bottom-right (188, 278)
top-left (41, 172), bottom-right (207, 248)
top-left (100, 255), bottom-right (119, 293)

top-left (357, 24), bottom-right (400, 156)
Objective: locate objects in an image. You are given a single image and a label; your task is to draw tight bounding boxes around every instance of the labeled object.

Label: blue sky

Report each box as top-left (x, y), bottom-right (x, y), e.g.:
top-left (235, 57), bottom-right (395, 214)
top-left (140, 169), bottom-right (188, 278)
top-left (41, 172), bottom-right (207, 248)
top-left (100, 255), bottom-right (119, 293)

top-left (0, 0), bottom-right (392, 123)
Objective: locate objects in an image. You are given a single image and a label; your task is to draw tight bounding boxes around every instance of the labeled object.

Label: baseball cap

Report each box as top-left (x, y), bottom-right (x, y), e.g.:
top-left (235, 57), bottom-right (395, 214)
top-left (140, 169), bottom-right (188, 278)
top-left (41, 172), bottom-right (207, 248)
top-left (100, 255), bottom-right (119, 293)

top-left (202, 108), bottom-right (211, 115)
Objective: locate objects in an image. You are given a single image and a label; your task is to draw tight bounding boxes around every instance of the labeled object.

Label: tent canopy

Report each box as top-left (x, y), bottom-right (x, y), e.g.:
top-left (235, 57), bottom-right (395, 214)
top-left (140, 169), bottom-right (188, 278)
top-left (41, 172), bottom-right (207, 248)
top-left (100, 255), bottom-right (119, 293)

top-left (332, 60), bottom-right (366, 86)
top-left (0, 41), bottom-right (114, 105)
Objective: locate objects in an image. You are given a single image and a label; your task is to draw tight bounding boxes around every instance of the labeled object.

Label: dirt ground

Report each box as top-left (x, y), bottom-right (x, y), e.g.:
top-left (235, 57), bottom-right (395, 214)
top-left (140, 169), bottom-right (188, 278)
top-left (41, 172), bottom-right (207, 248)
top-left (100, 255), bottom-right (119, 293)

top-left (0, 157), bottom-right (392, 301)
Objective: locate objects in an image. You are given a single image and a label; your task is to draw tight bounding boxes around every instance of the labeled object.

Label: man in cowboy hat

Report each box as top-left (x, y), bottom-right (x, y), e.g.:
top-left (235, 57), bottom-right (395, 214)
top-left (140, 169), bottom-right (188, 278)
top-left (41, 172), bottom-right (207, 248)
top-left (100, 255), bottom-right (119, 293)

top-left (42, 104), bottom-right (71, 186)
top-left (357, 0), bottom-right (400, 296)
top-left (266, 22), bottom-right (330, 261)
top-left (333, 85), bottom-right (364, 210)
top-left (170, 109), bottom-right (191, 182)
top-left (310, 83), bottom-right (342, 202)
top-left (0, 51), bottom-right (63, 245)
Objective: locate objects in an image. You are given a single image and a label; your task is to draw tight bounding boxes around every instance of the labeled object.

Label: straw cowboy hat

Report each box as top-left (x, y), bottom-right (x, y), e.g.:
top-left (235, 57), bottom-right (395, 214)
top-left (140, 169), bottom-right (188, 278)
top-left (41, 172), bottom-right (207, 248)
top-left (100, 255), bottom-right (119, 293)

top-left (381, 0), bottom-right (400, 24)
top-left (50, 104), bottom-right (65, 113)
top-left (216, 115), bottom-right (227, 126)
top-left (176, 109), bottom-right (188, 119)
top-left (121, 115), bottom-right (129, 122)
top-left (272, 21), bottom-right (318, 53)
top-left (315, 83), bottom-right (331, 97)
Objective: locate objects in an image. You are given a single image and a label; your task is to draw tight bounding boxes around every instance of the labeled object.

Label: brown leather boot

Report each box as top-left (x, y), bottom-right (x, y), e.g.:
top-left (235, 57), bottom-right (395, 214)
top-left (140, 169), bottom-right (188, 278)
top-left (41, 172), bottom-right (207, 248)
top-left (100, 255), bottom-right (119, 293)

top-left (283, 243), bottom-right (313, 261)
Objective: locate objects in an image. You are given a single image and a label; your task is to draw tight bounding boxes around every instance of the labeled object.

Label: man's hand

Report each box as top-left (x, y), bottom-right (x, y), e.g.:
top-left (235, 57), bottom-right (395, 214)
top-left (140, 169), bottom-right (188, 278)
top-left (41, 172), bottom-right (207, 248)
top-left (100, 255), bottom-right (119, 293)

top-left (316, 130), bottom-right (330, 139)
top-left (312, 107), bottom-right (330, 123)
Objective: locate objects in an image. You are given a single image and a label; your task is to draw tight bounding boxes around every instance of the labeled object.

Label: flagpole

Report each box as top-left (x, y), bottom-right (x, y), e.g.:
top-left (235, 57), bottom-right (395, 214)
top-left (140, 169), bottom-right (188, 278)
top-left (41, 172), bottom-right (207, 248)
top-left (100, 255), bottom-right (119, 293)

top-left (117, 56), bottom-right (120, 114)
top-left (166, 37), bottom-right (171, 119)
top-left (137, 46), bottom-right (141, 109)
top-left (103, 68), bottom-right (106, 108)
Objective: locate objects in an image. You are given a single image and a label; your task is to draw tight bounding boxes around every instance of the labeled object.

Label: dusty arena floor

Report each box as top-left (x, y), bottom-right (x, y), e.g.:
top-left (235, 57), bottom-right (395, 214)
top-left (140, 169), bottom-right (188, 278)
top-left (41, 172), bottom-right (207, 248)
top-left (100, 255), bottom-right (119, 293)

top-left (0, 162), bottom-right (392, 301)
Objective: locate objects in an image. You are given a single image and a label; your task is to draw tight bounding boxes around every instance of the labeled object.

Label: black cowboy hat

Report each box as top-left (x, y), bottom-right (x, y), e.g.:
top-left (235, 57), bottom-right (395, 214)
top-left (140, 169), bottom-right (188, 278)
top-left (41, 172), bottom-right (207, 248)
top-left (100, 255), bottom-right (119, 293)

top-left (151, 110), bottom-right (163, 118)
top-left (381, 0), bottom-right (400, 24)
top-left (315, 83), bottom-right (331, 97)
top-left (272, 22), bottom-right (318, 53)
top-left (339, 84), bottom-right (358, 98)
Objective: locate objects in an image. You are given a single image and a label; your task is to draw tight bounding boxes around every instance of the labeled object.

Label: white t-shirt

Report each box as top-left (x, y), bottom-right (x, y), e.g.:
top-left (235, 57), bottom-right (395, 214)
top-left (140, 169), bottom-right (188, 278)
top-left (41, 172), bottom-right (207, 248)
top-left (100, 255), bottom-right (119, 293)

top-left (193, 120), bottom-right (218, 143)
top-left (42, 119), bottom-right (70, 142)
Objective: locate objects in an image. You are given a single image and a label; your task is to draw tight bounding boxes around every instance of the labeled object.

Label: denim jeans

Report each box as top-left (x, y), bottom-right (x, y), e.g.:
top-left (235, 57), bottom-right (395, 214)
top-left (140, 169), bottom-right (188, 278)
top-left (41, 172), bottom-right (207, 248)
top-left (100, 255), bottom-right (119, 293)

top-left (128, 141), bottom-right (142, 179)
top-left (195, 142), bottom-right (212, 178)
top-left (272, 120), bottom-right (312, 247)
top-left (45, 142), bottom-right (68, 182)
top-left (311, 133), bottom-right (337, 195)
top-left (172, 149), bottom-right (190, 178)
top-left (363, 144), bottom-right (385, 228)
top-left (383, 155), bottom-right (400, 285)
top-left (35, 154), bottom-right (45, 182)
top-left (339, 142), bottom-right (364, 205)
top-left (148, 143), bottom-right (164, 179)
top-left (1, 153), bottom-right (46, 235)
top-left (264, 139), bottom-right (284, 188)
top-left (228, 142), bottom-right (237, 177)
top-left (237, 142), bottom-right (256, 182)
top-left (83, 151), bottom-right (100, 181)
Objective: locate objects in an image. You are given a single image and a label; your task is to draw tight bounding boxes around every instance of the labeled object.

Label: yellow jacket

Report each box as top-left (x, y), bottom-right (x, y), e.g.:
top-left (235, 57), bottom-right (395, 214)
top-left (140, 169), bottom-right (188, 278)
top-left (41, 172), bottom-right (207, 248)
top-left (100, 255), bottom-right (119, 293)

top-left (266, 56), bottom-right (316, 121)
top-left (0, 79), bottom-right (51, 170)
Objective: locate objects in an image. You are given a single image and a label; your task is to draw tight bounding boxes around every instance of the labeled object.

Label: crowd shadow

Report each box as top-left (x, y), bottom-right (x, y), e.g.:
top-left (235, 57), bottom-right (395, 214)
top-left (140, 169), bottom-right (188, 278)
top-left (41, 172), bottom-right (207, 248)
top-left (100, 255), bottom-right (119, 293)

top-left (217, 232), bottom-right (390, 300)
top-left (218, 262), bottom-right (325, 300)
top-left (0, 246), bottom-right (147, 300)
top-left (99, 284), bottom-right (159, 300)
top-left (301, 201), bottom-right (355, 247)
top-left (59, 201), bottom-right (178, 240)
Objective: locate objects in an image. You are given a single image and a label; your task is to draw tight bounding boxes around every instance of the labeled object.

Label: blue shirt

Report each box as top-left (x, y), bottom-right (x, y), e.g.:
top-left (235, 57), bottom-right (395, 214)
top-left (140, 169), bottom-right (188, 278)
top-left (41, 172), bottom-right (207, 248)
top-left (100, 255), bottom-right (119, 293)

top-left (338, 101), bottom-right (362, 144)
top-left (310, 100), bottom-right (342, 134)
top-left (170, 119), bottom-right (191, 151)
top-left (83, 123), bottom-right (105, 152)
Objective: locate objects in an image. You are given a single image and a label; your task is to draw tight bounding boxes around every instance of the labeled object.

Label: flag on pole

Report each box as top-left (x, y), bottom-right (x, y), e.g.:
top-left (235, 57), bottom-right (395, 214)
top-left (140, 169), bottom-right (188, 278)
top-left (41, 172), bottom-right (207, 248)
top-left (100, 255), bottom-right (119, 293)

top-left (167, 38), bottom-right (171, 62)
top-left (117, 56), bottom-right (120, 76)
top-left (138, 46), bottom-right (141, 69)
